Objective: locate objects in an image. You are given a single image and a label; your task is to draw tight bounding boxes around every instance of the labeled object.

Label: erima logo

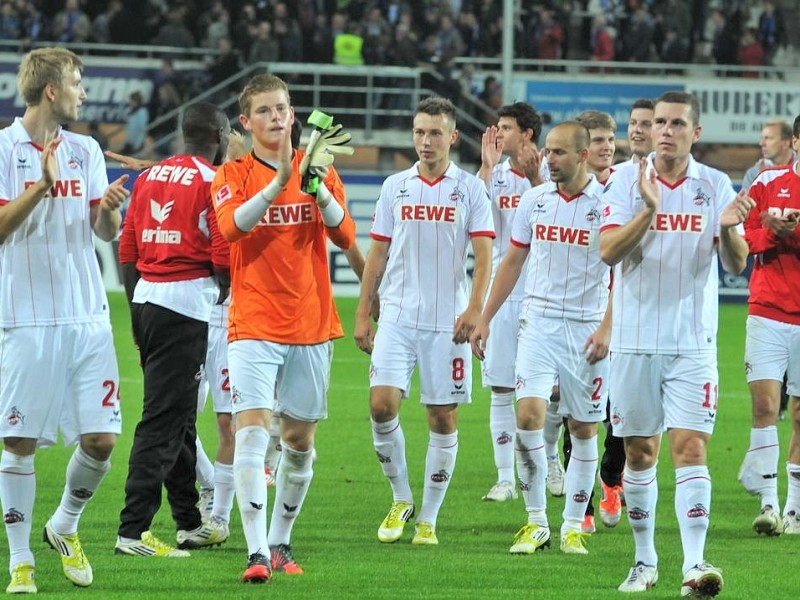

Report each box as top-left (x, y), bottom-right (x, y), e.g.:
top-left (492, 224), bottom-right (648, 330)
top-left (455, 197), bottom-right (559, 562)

top-left (777, 188), bottom-right (791, 198)
top-left (143, 199), bottom-right (181, 244)
top-left (249, 502), bottom-right (264, 510)
top-left (16, 157), bottom-right (30, 169)
top-left (150, 199), bottom-right (174, 224)
top-left (376, 451), bottom-right (391, 464)
top-left (283, 503), bottom-right (298, 513)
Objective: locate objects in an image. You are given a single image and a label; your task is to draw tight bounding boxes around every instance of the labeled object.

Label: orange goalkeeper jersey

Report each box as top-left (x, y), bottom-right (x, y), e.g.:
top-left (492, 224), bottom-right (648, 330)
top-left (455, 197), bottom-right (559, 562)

top-left (211, 150), bottom-right (355, 344)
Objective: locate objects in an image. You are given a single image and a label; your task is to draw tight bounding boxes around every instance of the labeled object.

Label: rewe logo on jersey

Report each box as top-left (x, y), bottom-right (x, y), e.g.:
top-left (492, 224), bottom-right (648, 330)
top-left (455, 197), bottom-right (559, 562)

top-left (400, 204), bottom-right (456, 222)
top-left (259, 203), bottom-right (315, 226)
top-left (142, 199), bottom-right (182, 244)
top-left (650, 212), bottom-right (705, 233)
top-left (533, 224), bottom-right (591, 246)
top-left (25, 179), bottom-right (83, 198)
top-left (497, 194), bottom-right (520, 210)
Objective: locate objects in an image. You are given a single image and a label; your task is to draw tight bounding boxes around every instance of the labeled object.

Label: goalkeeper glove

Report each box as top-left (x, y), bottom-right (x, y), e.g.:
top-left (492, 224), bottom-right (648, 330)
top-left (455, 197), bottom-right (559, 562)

top-left (300, 110), bottom-right (354, 195)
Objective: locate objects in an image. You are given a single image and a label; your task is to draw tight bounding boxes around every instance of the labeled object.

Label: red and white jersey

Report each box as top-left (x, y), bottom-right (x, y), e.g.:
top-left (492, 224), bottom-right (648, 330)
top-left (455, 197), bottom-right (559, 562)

top-left (600, 154), bottom-right (735, 355)
top-left (118, 155), bottom-right (229, 281)
top-left (510, 177), bottom-right (609, 322)
top-left (487, 159), bottom-right (549, 301)
top-left (119, 154), bottom-right (229, 322)
top-left (0, 118), bottom-right (109, 327)
top-left (371, 161), bottom-right (495, 332)
top-left (744, 163), bottom-right (800, 324)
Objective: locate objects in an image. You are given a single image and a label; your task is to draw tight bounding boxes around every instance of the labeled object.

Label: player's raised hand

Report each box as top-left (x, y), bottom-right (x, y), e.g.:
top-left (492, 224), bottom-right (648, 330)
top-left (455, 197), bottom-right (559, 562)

top-left (469, 319), bottom-right (490, 360)
top-left (101, 174), bottom-right (130, 211)
top-left (354, 312), bottom-right (375, 355)
top-left (104, 150), bottom-right (155, 172)
top-left (637, 158), bottom-right (660, 212)
top-left (39, 134), bottom-right (62, 189)
top-left (720, 189), bottom-right (755, 228)
top-left (518, 143), bottom-right (545, 186)
top-left (481, 126), bottom-right (503, 170)
top-left (225, 130), bottom-right (249, 163)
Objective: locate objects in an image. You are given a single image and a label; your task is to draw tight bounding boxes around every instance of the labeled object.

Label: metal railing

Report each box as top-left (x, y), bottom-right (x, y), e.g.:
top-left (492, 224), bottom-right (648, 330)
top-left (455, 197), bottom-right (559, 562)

top-left (140, 62), bottom-right (491, 161)
top-left (0, 39), bottom-right (218, 60)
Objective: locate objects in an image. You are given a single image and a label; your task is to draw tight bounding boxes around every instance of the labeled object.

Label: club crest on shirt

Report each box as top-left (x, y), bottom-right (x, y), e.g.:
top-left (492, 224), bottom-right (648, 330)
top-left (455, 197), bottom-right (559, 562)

top-left (585, 207), bottom-right (601, 222)
top-left (449, 187), bottom-right (464, 203)
top-left (692, 188), bottom-right (711, 207)
top-left (67, 154), bottom-right (83, 170)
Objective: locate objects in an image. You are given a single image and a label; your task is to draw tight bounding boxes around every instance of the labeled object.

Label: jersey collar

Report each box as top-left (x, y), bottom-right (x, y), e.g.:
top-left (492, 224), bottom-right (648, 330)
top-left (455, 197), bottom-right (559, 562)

top-left (9, 117), bottom-right (63, 148)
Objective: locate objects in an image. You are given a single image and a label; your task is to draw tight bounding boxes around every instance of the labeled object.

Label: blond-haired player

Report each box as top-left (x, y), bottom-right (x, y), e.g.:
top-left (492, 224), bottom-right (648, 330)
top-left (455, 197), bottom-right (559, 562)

top-left (211, 74), bottom-right (355, 583)
top-left (0, 47), bottom-right (129, 593)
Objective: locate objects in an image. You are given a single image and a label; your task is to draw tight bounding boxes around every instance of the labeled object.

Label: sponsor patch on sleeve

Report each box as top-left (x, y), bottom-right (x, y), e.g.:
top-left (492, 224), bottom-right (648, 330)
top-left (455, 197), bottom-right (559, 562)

top-left (215, 184), bottom-right (232, 206)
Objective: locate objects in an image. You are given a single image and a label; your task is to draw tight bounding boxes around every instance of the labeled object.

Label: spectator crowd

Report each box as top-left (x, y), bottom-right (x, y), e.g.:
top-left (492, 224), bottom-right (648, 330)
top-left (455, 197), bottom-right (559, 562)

top-left (0, 1), bottom-right (793, 73)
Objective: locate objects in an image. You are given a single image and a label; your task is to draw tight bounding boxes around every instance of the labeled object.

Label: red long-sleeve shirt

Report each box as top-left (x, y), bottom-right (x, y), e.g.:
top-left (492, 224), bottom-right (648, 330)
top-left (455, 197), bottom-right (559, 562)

top-left (744, 163), bottom-right (800, 324)
top-left (118, 155), bottom-right (229, 281)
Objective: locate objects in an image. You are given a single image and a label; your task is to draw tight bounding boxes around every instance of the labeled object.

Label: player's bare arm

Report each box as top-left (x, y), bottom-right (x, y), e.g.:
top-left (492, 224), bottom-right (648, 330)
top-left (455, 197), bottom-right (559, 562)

top-left (477, 126), bottom-right (502, 188)
top-left (104, 150), bottom-right (156, 171)
top-left (454, 235), bottom-right (492, 344)
top-left (91, 174), bottom-right (129, 241)
top-left (0, 136), bottom-right (61, 243)
top-left (344, 245), bottom-right (380, 320)
top-left (355, 239), bottom-right (389, 354)
top-left (583, 290), bottom-right (612, 365)
top-left (469, 242), bottom-right (528, 360)
top-left (600, 160), bottom-right (658, 265)
top-left (717, 189), bottom-right (755, 275)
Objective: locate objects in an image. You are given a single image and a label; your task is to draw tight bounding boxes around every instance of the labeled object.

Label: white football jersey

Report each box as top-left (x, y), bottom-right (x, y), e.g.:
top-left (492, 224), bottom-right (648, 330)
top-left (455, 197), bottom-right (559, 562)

top-left (371, 161), bottom-right (495, 332)
top-left (600, 154), bottom-right (735, 355)
top-left (487, 159), bottom-right (550, 301)
top-left (511, 177), bottom-right (609, 323)
top-left (0, 119), bottom-right (110, 327)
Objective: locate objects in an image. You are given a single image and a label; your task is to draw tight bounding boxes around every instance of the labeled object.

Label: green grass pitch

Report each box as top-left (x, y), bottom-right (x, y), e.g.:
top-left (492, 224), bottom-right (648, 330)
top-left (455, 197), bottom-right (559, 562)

top-left (1, 294), bottom-right (797, 598)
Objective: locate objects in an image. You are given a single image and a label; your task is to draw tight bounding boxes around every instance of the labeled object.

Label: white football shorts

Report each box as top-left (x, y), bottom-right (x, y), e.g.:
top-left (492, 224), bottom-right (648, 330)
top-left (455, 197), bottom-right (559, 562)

top-left (514, 316), bottom-right (607, 423)
top-left (745, 315), bottom-right (800, 396)
top-left (369, 321), bottom-right (472, 405)
top-left (227, 339), bottom-right (332, 421)
top-left (197, 323), bottom-right (232, 414)
top-left (0, 322), bottom-right (121, 447)
top-left (481, 299), bottom-right (522, 389)
top-left (610, 352), bottom-right (719, 437)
